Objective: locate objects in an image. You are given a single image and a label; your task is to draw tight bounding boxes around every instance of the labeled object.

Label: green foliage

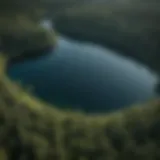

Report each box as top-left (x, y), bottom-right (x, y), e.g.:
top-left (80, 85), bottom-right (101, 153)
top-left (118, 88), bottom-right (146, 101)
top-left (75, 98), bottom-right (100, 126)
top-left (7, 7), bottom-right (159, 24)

top-left (0, 54), bottom-right (160, 159)
top-left (0, 12), bottom-right (57, 59)
top-left (0, 1), bottom-right (160, 159)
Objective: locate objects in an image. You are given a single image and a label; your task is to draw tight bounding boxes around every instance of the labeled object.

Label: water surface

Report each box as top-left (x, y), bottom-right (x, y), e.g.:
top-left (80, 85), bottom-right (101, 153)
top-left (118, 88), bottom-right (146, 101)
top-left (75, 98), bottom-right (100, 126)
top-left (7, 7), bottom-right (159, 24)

top-left (7, 36), bottom-right (158, 113)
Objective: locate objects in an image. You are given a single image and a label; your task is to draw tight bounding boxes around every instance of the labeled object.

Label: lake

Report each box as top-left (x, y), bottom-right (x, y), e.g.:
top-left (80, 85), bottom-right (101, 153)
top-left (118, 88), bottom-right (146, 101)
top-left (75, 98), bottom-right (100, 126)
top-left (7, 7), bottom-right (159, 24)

top-left (7, 36), bottom-right (158, 113)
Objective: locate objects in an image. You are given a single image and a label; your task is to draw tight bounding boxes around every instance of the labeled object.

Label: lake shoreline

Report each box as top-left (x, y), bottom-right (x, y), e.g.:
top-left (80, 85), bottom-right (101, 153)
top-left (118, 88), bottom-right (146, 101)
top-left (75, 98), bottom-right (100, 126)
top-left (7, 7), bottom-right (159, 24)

top-left (54, 3), bottom-right (160, 75)
top-left (7, 36), bottom-right (158, 113)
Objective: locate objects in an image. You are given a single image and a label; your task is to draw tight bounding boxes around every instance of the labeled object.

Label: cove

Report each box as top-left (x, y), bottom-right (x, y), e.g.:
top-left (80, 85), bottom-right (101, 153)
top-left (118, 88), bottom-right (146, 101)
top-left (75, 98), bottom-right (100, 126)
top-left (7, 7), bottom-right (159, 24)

top-left (7, 36), bottom-right (158, 113)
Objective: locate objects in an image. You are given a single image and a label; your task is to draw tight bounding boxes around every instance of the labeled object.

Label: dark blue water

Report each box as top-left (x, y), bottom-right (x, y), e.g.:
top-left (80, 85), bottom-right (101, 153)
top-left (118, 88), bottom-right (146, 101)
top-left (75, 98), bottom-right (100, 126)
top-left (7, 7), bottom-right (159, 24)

top-left (7, 36), bottom-right (158, 113)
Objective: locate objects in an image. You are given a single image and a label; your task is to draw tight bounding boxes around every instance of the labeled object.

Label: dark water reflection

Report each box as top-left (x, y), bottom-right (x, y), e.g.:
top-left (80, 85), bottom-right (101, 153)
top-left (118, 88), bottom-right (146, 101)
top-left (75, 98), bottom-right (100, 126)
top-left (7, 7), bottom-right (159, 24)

top-left (7, 36), bottom-right (158, 113)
